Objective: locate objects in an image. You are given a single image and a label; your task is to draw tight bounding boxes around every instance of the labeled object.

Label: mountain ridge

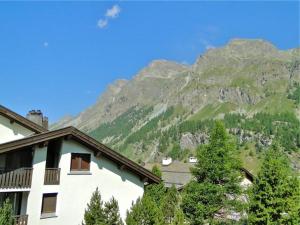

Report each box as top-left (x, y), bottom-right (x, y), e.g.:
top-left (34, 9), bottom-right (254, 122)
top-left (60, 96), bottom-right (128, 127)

top-left (51, 38), bottom-right (300, 168)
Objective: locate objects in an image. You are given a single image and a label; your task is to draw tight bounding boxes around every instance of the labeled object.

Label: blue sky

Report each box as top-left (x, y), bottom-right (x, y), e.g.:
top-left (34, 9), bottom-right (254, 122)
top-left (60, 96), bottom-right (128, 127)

top-left (0, 1), bottom-right (299, 122)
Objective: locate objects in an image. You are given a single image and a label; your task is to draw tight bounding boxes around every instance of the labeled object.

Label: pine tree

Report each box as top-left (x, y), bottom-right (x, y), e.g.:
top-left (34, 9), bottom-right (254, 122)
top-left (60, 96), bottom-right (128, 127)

top-left (83, 187), bottom-right (106, 225)
top-left (161, 185), bottom-right (179, 224)
top-left (0, 198), bottom-right (14, 225)
top-left (103, 197), bottom-right (123, 225)
top-left (172, 208), bottom-right (185, 225)
top-left (151, 165), bottom-right (162, 178)
top-left (181, 121), bottom-right (242, 224)
top-left (248, 144), bottom-right (300, 224)
top-left (126, 194), bottom-right (164, 225)
top-left (145, 166), bottom-right (166, 205)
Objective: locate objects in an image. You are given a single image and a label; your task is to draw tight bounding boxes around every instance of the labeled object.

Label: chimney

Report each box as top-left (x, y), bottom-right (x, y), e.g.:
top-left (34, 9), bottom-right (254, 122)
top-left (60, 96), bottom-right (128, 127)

top-left (26, 110), bottom-right (48, 130)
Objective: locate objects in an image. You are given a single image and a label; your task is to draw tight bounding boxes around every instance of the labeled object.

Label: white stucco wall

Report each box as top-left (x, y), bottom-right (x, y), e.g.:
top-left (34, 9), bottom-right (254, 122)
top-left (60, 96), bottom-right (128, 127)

top-left (26, 140), bottom-right (144, 225)
top-left (0, 115), bottom-right (34, 144)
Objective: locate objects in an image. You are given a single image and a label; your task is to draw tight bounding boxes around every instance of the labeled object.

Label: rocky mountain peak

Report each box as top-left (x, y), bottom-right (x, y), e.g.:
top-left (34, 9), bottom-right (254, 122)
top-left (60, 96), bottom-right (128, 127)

top-left (136, 59), bottom-right (189, 79)
top-left (193, 39), bottom-right (282, 72)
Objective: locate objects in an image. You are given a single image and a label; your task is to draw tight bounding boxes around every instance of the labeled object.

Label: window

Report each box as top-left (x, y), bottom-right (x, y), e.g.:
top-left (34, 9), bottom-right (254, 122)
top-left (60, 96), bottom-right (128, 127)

top-left (70, 153), bottom-right (91, 171)
top-left (41, 193), bottom-right (57, 215)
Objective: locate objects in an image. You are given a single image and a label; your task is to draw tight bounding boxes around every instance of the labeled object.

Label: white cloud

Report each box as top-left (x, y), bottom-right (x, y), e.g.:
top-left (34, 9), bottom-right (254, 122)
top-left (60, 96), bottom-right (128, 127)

top-left (97, 19), bottom-right (108, 28)
top-left (97, 4), bottom-right (121, 29)
top-left (43, 42), bottom-right (48, 47)
top-left (105, 5), bottom-right (121, 18)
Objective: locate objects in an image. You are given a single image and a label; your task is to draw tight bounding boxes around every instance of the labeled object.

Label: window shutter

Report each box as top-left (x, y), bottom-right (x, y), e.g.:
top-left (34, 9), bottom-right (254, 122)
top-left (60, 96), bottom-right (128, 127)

top-left (81, 154), bottom-right (91, 170)
top-left (70, 153), bottom-right (91, 171)
top-left (41, 193), bottom-right (57, 214)
top-left (71, 154), bottom-right (79, 170)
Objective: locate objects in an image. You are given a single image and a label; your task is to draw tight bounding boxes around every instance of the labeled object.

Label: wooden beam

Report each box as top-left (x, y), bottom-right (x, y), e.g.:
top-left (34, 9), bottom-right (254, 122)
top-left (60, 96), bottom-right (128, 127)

top-left (64, 135), bottom-right (72, 140)
top-left (119, 165), bottom-right (126, 171)
top-left (9, 119), bottom-right (14, 124)
top-left (38, 141), bottom-right (48, 148)
top-left (94, 151), bottom-right (102, 157)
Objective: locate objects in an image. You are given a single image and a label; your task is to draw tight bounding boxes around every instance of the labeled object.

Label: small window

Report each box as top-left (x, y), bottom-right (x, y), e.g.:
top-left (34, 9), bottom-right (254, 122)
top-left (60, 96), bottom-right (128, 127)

top-left (41, 193), bottom-right (57, 215)
top-left (70, 153), bottom-right (91, 171)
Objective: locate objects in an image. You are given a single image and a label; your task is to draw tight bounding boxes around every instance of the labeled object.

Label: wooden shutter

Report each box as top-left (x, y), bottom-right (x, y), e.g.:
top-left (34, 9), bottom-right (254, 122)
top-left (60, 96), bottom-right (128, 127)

top-left (41, 193), bottom-right (57, 214)
top-left (70, 153), bottom-right (91, 171)
top-left (81, 154), bottom-right (91, 170)
top-left (71, 154), bottom-right (79, 170)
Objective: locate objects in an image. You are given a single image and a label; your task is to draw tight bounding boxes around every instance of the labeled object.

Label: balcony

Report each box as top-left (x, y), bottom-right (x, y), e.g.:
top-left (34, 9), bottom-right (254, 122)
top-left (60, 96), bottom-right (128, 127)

top-left (14, 214), bottom-right (28, 225)
top-left (44, 168), bottom-right (60, 185)
top-left (0, 168), bottom-right (33, 189)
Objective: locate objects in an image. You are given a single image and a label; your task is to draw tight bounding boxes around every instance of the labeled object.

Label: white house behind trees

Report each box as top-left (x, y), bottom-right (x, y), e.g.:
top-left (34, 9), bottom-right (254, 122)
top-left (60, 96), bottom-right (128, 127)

top-left (0, 105), bottom-right (159, 225)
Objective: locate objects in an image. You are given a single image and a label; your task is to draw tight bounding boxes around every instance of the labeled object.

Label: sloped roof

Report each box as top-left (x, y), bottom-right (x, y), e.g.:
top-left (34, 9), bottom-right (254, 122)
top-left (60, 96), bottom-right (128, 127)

top-left (0, 105), bottom-right (47, 133)
top-left (0, 126), bottom-right (160, 184)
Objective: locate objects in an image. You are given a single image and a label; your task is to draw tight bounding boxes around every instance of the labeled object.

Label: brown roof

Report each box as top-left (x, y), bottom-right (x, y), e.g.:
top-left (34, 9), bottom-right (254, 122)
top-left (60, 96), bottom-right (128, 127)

top-left (145, 162), bottom-right (194, 189)
top-left (0, 126), bottom-right (160, 184)
top-left (0, 105), bottom-right (47, 133)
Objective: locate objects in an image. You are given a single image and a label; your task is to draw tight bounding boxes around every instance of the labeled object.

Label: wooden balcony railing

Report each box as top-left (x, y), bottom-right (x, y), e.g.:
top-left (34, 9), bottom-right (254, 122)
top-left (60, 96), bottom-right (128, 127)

top-left (44, 168), bottom-right (60, 185)
top-left (14, 214), bottom-right (28, 225)
top-left (0, 168), bottom-right (33, 189)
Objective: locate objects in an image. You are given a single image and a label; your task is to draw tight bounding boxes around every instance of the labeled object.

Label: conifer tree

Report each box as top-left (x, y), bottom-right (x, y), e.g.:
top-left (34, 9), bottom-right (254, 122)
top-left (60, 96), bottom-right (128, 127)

top-left (126, 194), bottom-right (164, 225)
top-left (181, 121), bottom-right (242, 224)
top-left (172, 208), bottom-right (185, 225)
top-left (0, 198), bottom-right (14, 225)
top-left (145, 165), bottom-right (166, 205)
top-left (103, 197), bottom-right (123, 225)
top-left (83, 188), bottom-right (105, 225)
top-left (248, 144), bottom-right (300, 224)
top-left (161, 185), bottom-right (179, 224)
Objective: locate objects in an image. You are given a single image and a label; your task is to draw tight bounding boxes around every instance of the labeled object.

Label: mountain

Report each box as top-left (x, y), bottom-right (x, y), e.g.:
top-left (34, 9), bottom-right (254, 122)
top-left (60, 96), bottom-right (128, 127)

top-left (52, 39), bottom-right (300, 172)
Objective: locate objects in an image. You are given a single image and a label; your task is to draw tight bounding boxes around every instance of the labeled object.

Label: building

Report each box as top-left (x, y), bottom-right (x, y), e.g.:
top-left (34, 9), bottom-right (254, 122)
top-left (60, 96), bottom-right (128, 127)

top-left (145, 161), bottom-right (254, 191)
top-left (0, 105), bottom-right (159, 225)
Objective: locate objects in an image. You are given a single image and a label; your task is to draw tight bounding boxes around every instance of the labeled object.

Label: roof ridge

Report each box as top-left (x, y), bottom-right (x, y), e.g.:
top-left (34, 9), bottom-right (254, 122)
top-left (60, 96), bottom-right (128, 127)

top-left (0, 125), bottom-right (160, 184)
top-left (0, 105), bottom-right (47, 133)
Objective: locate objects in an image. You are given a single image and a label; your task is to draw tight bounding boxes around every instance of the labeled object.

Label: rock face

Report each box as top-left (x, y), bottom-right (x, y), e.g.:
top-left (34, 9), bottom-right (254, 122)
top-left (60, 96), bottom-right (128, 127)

top-left (51, 39), bottom-right (300, 163)
top-left (180, 132), bottom-right (209, 150)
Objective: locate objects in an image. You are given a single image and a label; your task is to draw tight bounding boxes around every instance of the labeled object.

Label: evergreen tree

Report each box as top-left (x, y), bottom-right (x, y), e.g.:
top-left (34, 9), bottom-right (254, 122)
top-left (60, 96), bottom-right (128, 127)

top-left (161, 185), bottom-right (180, 224)
top-left (145, 166), bottom-right (166, 205)
top-left (126, 194), bottom-right (164, 225)
top-left (103, 197), bottom-right (123, 225)
top-left (172, 208), bottom-right (185, 225)
top-left (84, 188), bottom-right (106, 225)
top-left (181, 121), bottom-right (242, 224)
top-left (0, 198), bottom-right (14, 225)
top-left (248, 144), bottom-right (300, 224)
top-left (151, 165), bottom-right (162, 178)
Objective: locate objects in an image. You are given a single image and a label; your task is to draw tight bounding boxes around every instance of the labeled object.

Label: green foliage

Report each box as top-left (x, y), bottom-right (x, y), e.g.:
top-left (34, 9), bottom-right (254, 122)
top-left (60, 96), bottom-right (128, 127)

top-left (288, 84), bottom-right (300, 105)
top-left (248, 144), bottom-right (300, 224)
top-left (192, 121), bottom-right (241, 191)
top-left (127, 170), bottom-right (183, 225)
top-left (90, 106), bottom-right (153, 141)
top-left (181, 181), bottom-right (223, 225)
top-left (84, 188), bottom-right (123, 225)
top-left (160, 186), bottom-right (180, 224)
top-left (224, 112), bottom-right (300, 152)
top-left (181, 121), bottom-right (242, 224)
top-left (126, 195), bottom-right (164, 225)
top-left (84, 188), bottom-right (105, 225)
top-left (103, 197), bottom-right (123, 225)
top-left (125, 107), bottom-right (175, 146)
top-left (168, 144), bottom-right (181, 159)
top-left (0, 199), bottom-right (14, 225)
top-left (172, 208), bottom-right (185, 225)
top-left (151, 165), bottom-right (162, 178)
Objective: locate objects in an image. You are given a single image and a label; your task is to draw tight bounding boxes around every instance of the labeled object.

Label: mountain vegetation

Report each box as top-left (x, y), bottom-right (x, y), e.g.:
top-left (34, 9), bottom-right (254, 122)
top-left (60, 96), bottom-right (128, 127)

top-left (52, 39), bottom-right (300, 174)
